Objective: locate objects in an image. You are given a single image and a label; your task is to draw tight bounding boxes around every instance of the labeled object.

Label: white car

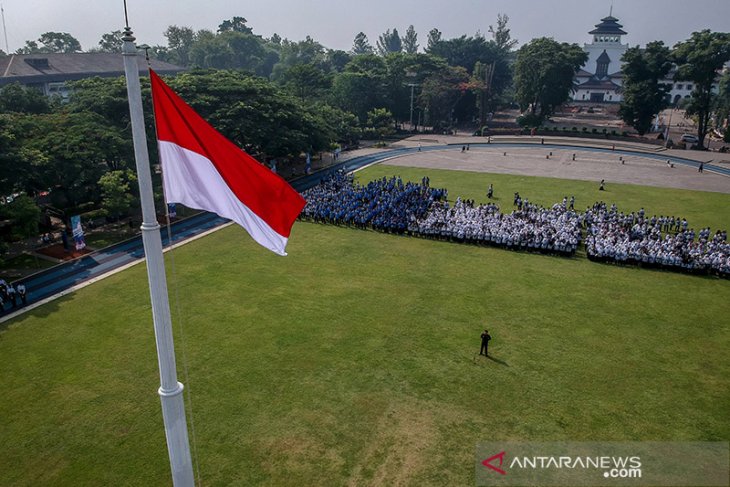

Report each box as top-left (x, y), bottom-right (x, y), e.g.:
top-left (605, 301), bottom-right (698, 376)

top-left (681, 133), bottom-right (699, 144)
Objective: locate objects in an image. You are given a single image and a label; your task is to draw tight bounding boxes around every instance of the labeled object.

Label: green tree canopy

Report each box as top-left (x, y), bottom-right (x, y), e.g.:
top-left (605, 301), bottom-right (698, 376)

top-left (0, 83), bottom-right (53, 114)
top-left (98, 169), bottom-right (137, 219)
top-left (351, 32), bottom-right (373, 55)
top-left (0, 194), bottom-right (41, 240)
top-left (163, 25), bottom-right (197, 66)
top-left (376, 29), bottom-right (402, 56)
top-left (514, 37), bottom-right (588, 124)
top-left (426, 29), bottom-right (442, 51)
top-left (217, 17), bottom-right (254, 34)
top-left (673, 30), bottom-right (730, 148)
top-left (402, 25), bottom-right (419, 54)
top-left (165, 70), bottom-right (336, 158)
top-left (96, 30), bottom-right (123, 53)
top-left (619, 41), bottom-right (672, 136)
top-left (489, 14), bottom-right (518, 52)
top-left (419, 65), bottom-right (470, 130)
top-left (16, 32), bottom-right (82, 54)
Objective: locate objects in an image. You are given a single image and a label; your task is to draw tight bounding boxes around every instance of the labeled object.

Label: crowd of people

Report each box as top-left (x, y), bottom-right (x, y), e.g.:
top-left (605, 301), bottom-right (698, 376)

top-left (301, 172), bottom-right (581, 256)
top-left (583, 202), bottom-right (730, 277)
top-left (300, 173), bottom-right (729, 278)
top-left (0, 279), bottom-right (27, 314)
top-left (300, 171), bottom-right (446, 233)
top-left (410, 197), bottom-right (582, 255)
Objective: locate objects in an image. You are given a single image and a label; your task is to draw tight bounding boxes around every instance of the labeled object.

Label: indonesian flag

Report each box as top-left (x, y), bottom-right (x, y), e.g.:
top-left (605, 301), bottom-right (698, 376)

top-left (149, 69), bottom-right (306, 256)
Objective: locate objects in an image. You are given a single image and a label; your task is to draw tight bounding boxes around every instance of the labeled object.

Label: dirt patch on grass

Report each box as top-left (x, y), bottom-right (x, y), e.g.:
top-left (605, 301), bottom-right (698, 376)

top-left (347, 399), bottom-right (438, 487)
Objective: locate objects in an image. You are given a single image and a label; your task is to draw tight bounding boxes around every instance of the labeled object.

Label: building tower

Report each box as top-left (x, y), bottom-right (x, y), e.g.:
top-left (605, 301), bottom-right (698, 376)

top-left (573, 12), bottom-right (629, 103)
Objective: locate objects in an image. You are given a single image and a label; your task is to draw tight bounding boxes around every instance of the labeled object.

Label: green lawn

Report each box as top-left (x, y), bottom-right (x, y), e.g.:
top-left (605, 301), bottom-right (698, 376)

top-left (1, 168), bottom-right (728, 486)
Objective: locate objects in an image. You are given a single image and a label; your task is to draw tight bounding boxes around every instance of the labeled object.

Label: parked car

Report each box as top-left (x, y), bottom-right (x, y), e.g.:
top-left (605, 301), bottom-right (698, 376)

top-left (681, 133), bottom-right (699, 144)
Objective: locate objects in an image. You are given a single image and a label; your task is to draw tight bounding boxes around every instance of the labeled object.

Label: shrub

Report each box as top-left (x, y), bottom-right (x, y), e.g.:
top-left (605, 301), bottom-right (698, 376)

top-left (516, 113), bottom-right (543, 128)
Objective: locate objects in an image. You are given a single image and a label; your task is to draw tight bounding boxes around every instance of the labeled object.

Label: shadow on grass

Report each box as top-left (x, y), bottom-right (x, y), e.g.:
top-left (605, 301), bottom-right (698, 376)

top-left (486, 354), bottom-right (509, 367)
top-left (472, 353), bottom-right (509, 367)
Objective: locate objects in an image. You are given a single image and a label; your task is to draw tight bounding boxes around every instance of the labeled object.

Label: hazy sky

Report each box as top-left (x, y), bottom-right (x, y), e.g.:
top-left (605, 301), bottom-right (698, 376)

top-left (2, 0), bottom-right (729, 54)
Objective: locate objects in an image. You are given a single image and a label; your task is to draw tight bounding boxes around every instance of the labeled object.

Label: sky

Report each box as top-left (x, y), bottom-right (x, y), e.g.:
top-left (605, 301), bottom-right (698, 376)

top-left (2, 0), bottom-right (729, 54)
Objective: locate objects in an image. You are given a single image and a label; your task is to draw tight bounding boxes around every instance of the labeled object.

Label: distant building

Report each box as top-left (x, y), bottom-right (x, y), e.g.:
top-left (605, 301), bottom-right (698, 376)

top-left (572, 14), bottom-right (628, 103)
top-left (572, 13), bottom-right (722, 106)
top-left (0, 52), bottom-right (184, 100)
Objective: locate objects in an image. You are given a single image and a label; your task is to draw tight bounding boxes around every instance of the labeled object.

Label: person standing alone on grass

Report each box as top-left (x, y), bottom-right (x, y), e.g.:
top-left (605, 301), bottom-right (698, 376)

top-left (480, 329), bottom-right (492, 356)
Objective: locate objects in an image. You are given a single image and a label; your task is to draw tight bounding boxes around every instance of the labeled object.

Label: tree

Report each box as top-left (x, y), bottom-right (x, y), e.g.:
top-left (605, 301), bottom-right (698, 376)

top-left (1, 111), bottom-right (129, 208)
top-left (402, 25), bottom-right (419, 54)
top-left (673, 30), bottom-right (730, 148)
top-left (97, 30), bottom-right (123, 53)
top-left (98, 170), bottom-right (137, 220)
top-left (324, 49), bottom-right (352, 72)
top-left (376, 29), bottom-right (402, 56)
top-left (163, 25), bottom-right (196, 66)
top-left (0, 194), bottom-right (40, 240)
top-left (37, 32), bottom-right (82, 53)
top-left (716, 72), bottom-right (730, 142)
top-left (189, 29), bottom-right (275, 76)
top-left (15, 40), bottom-right (41, 54)
top-left (16, 33), bottom-right (82, 54)
top-left (352, 32), bottom-right (373, 55)
top-left (217, 16), bottom-right (253, 34)
top-left (165, 70), bottom-right (335, 158)
top-left (489, 14), bottom-right (517, 52)
top-left (619, 42), bottom-right (672, 135)
top-left (419, 65), bottom-right (470, 129)
top-left (331, 54), bottom-right (388, 121)
top-left (364, 108), bottom-right (395, 139)
top-left (0, 83), bottom-right (53, 114)
top-left (514, 37), bottom-right (588, 124)
top-left (427, 29), bottom-right (442, 51)
top-left (278, 64), bottom-right (332, 99)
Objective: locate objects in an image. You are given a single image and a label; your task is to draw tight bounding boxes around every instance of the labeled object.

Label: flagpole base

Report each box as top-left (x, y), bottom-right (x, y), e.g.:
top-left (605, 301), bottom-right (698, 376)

top-left (158, 382), bottom-right (194, 487)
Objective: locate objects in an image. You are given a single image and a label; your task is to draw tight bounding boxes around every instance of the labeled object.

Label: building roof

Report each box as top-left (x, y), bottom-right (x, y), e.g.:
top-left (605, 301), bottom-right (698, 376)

top-left (0, 52), bottom-right (184, 86)
top-left (576, 68), bottom-right (594, 77)
top-left (576, 77), bottom-right (622, 91)
top-left (596, 50), bottom-right (611, 64)
top-left (588, 15), bottom-right (627, 35)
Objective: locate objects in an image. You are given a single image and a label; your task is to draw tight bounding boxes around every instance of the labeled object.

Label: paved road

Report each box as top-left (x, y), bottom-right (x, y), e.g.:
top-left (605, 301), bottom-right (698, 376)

top-left (2, 142), bottom-right (727, 321)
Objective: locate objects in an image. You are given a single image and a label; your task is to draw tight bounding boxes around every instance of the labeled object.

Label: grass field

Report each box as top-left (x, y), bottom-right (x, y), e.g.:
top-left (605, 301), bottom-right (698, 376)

top-left (1, 167), bottom-right (729, 486)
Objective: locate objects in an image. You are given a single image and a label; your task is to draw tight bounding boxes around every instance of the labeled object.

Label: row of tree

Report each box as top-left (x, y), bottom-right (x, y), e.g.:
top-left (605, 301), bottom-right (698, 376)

top-left (618, 30), bottom-right (730, 148)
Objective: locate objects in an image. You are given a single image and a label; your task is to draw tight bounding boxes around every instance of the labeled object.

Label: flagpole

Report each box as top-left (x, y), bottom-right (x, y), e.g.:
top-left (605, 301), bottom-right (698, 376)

top-left (122, 25), bottom-right (195, 486)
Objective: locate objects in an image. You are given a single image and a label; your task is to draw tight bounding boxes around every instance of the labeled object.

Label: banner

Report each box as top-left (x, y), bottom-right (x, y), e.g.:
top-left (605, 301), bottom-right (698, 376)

top-left (70, 215), bottom-right (86, 251)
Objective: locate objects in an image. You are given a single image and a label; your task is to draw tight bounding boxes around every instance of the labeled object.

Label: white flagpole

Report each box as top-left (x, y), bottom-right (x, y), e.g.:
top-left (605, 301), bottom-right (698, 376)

top-left (121, 25), bottom-right (195, 486)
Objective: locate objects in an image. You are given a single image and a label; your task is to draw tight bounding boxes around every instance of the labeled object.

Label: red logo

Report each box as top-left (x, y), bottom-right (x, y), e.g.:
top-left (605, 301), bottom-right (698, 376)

top-left (482, 451), bottom-right (507, 475)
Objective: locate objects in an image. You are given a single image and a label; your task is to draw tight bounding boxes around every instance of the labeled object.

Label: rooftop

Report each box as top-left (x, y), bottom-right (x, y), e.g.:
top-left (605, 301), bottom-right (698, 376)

top-left (0, 52), bottom-right (184, 86)
top-left (588, 15), bottom-right (627, 36)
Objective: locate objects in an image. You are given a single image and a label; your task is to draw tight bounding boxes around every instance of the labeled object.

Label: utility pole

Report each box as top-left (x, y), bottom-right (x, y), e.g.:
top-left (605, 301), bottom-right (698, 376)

top-left (479, 62), bottom-right (496, 130)
top-left (405, 71), bottom-right (419, 132)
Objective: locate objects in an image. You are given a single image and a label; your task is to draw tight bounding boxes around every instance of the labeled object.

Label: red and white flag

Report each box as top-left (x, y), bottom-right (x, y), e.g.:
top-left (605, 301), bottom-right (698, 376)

top-left (149, 69), bottom-right (306, 256)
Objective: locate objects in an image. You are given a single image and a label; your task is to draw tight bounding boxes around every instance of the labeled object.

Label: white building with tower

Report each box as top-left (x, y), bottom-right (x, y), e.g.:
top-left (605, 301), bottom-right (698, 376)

top-left (571, 12), bottom-right (723, 106)
top-left (572, 13), bottom-right (628, 103)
